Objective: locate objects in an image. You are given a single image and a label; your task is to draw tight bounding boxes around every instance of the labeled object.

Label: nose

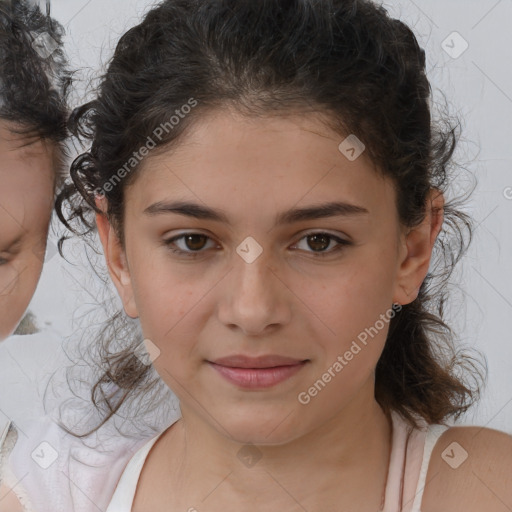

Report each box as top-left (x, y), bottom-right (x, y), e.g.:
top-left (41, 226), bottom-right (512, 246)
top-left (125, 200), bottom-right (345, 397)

top-left (217, 248), bottom-right (292, 337)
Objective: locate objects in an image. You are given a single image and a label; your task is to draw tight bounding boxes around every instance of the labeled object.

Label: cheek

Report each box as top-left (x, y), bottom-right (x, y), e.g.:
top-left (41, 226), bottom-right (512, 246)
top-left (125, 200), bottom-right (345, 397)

top-left (302, 259), bottom-right (395, 344)
top-left (0, 265), bottom-right (23, 340)
top-left (293, 250), bottom-right (398, 404)
top-left (134, 271), bottom-right (196, 329)
top-left (293, 268), bottom-right (396, 418)
top-left (130, 255), bottom-right (207, 364)
top-left (0, 258), bottom-right (43, 340)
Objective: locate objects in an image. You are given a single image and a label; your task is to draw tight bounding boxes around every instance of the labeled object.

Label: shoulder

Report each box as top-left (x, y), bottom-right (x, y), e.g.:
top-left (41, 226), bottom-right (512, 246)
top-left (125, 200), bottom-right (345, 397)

top-left (0, 415), bottom-right (71, 511)
top-left (2, 413), bottom-right (153, 511)
top-left (422, 424), bottom-right (512, 512)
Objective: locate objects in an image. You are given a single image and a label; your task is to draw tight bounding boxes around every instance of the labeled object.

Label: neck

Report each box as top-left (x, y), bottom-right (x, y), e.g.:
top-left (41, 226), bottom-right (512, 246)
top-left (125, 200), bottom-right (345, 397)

top-left (156, 378), bottom-right (393, 510)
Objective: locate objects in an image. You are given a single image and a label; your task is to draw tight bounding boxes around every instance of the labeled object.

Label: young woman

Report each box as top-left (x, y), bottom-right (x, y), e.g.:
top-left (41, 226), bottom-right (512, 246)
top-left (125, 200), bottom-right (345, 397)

top-left (0, 0), bottom-right (69, 342)
top-left (2, 0), bottom-right (512, 511)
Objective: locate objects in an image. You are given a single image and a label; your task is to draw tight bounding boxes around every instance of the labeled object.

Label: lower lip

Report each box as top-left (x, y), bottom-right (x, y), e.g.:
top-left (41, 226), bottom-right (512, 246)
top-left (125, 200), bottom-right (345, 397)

top-left (208, 361), bottom-right (307, 389)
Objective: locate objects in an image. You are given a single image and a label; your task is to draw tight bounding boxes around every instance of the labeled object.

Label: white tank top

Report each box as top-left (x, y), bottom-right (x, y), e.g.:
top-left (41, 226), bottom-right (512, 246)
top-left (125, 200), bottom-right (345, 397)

top-left (105, 409), bottom-right (450, 512)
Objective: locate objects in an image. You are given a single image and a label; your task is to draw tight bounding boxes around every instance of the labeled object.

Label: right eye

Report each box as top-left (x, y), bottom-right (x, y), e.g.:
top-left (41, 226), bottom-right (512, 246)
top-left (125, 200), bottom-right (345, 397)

top-left (163, 233), bottom-right (218, 258)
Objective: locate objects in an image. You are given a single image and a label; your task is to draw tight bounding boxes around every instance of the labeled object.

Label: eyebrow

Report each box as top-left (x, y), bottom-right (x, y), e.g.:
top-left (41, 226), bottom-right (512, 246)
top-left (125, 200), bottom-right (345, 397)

top-left (143, 200), bottom-right (369, 226)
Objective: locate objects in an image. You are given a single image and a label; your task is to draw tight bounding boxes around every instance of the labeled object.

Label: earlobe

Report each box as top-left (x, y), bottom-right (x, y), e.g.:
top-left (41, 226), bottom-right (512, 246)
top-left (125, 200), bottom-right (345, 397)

top-left (95, 199), bottom-right (139, 319)
top-left (392, 189), bottom-right (445, 306)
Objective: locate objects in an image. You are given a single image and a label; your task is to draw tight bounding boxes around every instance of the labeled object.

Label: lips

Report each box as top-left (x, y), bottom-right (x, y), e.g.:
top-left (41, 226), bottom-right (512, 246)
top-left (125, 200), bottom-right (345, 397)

top-left (207, 355), bottom-right (309, 389)
top-left (210, 354), bottom-right (307, 369)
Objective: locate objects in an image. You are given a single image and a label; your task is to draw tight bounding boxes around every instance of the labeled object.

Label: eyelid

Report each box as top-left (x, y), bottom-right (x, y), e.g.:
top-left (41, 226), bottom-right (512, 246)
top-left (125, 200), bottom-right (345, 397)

top-left (293, 228), bottom-right (351, 243)
top-left (0, 238), bottom-right (23, 255)
top-left (163, 228), bottom-right (350, 241)
top-left (0, 248), bottom-right (19, 261)
top-left (163, 229), bottom-right (352, 256)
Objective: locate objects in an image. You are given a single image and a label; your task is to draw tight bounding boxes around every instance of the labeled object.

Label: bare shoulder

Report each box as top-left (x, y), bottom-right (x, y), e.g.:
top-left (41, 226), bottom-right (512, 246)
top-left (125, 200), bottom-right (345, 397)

top-left (421, 424), bottom-right (512, 512)
top-left (0, 483), bottom-right (24, 512)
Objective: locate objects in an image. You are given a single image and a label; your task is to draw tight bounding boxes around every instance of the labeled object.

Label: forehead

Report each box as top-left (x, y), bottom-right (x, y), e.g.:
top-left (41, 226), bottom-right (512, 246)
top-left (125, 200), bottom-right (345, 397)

top-left (0, 122), bottom-right (55, 226)
top-left (128, 111), bottom-right (396, 222)
top-left (0, 120), bottom-right (50, 152)
top-left (0, 120), bottom-right (57, 175)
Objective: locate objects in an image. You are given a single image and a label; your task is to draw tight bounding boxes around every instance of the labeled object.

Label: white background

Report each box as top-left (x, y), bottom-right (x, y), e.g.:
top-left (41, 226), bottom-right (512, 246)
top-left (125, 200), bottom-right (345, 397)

top-left (0, 0), bottom-right (511, 435)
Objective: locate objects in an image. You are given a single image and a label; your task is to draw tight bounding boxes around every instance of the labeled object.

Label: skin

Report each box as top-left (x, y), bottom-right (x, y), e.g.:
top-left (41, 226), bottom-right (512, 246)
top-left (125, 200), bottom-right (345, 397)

top-left (96, 109), bottom-right (445, 511)
top-left (0, 121), bottom-right (56, 341)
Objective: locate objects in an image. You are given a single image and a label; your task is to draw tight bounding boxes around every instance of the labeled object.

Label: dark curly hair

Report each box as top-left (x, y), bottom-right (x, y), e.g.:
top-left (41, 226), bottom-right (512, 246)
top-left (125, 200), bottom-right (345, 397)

top-left (0, 0), bottom-right (71, 189)
top-left (54, 0), bottom-right (486, 437)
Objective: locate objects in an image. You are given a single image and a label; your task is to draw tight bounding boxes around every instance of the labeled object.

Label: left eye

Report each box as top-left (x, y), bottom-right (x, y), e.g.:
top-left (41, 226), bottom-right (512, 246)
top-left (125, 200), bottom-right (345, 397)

top-left (292, 233), bottom-right (351, 255)
top-left (163, 232), bottom-right (351, 257)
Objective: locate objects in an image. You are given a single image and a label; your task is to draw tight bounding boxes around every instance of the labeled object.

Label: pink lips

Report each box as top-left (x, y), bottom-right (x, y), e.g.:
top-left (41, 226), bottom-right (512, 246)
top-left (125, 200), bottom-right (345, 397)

top-left (208, 355), bottom-right (308, 389)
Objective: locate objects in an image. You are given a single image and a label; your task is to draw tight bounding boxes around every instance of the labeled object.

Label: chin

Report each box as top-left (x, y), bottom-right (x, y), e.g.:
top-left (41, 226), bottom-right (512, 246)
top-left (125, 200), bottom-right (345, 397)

top-left (218, 408), bottom-right (305, 446)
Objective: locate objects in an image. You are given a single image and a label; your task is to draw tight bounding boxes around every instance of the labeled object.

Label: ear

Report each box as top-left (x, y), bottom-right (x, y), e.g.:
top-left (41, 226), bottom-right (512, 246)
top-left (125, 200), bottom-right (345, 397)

top-left (393, 188), bottom-right (445, 305)
top-left (95, 195), bottom-right (139, 318)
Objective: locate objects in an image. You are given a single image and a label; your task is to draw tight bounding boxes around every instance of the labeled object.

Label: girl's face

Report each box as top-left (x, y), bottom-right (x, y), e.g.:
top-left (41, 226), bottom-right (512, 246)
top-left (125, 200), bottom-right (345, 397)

top-left (98, 110), bottom-right (442, 444)
top-left (0, 122), bottom-right (55, 341)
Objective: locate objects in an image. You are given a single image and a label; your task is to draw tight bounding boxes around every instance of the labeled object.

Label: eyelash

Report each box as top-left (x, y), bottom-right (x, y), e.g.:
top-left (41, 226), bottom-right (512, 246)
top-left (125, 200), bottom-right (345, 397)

top-left (163, 232), bottom-right (352, 258)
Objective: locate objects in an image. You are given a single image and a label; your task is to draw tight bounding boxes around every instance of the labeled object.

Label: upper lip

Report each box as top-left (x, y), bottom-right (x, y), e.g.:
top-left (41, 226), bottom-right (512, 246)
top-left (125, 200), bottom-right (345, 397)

top-left (209, 355), bottom-right (307, 368)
